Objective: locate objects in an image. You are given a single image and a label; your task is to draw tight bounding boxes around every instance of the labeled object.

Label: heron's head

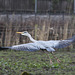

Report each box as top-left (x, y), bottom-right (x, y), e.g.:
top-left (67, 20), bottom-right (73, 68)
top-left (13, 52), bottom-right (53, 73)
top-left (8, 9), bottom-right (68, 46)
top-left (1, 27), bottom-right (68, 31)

top-left (16, 31), bottom-right (30, 36)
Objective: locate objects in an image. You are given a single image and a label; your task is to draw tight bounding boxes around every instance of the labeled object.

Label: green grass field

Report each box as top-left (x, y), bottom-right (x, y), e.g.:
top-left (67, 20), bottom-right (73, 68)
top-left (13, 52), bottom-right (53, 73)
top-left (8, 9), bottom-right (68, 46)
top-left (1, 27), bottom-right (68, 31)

top-left (0, 49), bottom-right (75, 75)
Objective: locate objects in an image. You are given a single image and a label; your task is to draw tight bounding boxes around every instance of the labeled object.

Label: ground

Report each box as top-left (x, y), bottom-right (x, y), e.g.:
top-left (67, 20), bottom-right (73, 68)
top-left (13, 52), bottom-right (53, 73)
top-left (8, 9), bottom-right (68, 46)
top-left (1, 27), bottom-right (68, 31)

top-left (0, 49), bottom-right (75, 75)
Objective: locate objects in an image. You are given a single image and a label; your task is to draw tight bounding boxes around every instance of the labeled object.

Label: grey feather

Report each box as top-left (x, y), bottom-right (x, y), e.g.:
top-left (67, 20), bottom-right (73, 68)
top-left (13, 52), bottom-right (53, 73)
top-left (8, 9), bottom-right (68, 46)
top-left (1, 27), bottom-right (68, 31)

top-left (46, 47), bottom-right (55, 52)
top-left (10, 43), bottom-right (41, 51)
top-left (54, 40), bottom-right (72, 48)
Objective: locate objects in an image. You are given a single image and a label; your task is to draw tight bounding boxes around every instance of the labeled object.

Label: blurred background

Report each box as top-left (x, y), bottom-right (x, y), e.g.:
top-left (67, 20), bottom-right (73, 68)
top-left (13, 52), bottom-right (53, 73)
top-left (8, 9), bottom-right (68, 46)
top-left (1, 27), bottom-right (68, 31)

top-left (0, 0), bottom-right (75, 49)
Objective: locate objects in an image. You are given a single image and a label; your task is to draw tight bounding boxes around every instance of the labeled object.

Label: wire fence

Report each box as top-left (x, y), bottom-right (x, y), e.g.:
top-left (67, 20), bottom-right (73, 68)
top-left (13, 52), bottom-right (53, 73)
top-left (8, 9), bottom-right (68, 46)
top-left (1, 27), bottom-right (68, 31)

top-left (0, 0), bottom-right (74, 14)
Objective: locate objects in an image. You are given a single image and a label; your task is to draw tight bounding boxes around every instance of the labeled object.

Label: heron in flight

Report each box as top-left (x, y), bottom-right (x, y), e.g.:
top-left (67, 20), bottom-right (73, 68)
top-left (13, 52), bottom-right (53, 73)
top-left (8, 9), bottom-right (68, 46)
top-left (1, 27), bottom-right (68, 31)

top-left (0, 31), bottom-right (75, 64)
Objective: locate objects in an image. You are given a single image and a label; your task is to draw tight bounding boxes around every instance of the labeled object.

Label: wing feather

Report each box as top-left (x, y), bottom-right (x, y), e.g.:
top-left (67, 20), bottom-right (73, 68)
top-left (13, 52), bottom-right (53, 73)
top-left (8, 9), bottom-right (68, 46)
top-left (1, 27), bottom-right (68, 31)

top-left (46, 47), bottom-right (55, 52)
top-left (55, 40), bottom-right (72, 48)
top-left (10, 43), bottom-right (42, 51)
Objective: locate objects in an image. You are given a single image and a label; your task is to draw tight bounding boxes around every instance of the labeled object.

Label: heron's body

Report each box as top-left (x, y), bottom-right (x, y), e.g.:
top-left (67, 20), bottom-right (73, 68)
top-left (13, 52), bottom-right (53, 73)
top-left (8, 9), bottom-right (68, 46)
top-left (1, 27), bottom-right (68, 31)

top-left (0, 31), bottom-right (75, 52)
top-left (0, 35), bottom-right (75, 52)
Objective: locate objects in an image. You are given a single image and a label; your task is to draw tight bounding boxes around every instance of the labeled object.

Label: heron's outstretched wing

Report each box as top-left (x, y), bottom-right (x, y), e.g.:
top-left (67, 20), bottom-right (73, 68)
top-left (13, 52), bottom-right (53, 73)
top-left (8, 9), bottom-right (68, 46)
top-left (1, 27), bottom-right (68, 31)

top-left (55, 40), bottom-right (72, 48)
top-left (10, 43), bottom-right (42, 51)
top-left (0, 43), bottom-right (44, 51)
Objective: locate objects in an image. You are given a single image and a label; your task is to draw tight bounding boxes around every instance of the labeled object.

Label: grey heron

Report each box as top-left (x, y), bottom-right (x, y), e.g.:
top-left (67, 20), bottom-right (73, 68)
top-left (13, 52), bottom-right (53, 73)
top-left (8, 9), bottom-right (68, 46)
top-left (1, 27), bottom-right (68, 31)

top-left (0, 31), bottom-right (75, 64)
top-left (16, 31), bottom-right (75, 63)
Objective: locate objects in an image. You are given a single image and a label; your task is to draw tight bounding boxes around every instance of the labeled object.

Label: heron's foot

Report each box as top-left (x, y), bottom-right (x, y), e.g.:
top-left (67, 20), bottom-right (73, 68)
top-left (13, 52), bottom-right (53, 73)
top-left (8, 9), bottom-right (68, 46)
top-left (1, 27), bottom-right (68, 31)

top-left (57, 59), bottom-right (61, 63)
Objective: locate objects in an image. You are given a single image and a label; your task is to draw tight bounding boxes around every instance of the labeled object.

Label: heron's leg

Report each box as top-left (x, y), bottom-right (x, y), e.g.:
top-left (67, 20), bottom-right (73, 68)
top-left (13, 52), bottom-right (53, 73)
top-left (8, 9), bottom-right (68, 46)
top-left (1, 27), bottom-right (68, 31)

top-left (45, 51), bottom-right (53, 65)
top-left (51, 52), bottom-right (61, 63)
top-left (47, 53), bottom-right (53, 65)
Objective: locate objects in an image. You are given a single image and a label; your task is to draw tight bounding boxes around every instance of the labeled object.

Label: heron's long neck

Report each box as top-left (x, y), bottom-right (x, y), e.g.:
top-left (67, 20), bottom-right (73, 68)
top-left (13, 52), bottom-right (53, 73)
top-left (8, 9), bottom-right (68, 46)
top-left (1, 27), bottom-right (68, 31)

top-left (27, 34), bottom-right (37, 42)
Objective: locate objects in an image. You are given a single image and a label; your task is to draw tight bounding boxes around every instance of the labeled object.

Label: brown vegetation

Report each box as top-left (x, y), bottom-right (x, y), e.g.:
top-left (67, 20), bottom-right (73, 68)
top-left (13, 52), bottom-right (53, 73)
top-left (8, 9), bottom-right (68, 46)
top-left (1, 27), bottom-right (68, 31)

top-left (0, 15), bottom-right (75, 49)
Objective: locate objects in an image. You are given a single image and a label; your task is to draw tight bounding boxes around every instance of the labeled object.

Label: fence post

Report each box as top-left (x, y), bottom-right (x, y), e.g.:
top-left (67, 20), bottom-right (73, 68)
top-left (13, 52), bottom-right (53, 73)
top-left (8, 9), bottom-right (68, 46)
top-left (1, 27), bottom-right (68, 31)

top-left (35, 0), bottom-right (37, 14)
top-left (35, 0), bottom-right (37, 24)
top-left (74, 0), bottom-right (75, 13)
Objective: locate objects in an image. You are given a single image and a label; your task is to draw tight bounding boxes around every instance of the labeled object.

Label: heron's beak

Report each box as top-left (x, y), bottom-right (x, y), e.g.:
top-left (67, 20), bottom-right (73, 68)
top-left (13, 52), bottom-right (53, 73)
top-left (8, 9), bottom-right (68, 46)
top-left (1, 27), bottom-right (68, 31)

top-left (16, 32), bottom-right (23, 34)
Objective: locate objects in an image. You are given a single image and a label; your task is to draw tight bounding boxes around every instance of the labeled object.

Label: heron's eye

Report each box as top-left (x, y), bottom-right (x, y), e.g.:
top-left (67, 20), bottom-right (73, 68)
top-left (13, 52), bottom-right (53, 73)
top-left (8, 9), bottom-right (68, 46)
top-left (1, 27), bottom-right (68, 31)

top-left (24, 32), bottom-right (26, 33)
top-left (24, 31), bottom-right (27, 33)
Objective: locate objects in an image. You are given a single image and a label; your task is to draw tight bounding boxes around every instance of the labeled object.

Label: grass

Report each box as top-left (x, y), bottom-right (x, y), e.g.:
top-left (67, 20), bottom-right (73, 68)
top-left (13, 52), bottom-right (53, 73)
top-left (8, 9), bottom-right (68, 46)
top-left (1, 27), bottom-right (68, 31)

top-left (0, 49), bottom-right (75, 75)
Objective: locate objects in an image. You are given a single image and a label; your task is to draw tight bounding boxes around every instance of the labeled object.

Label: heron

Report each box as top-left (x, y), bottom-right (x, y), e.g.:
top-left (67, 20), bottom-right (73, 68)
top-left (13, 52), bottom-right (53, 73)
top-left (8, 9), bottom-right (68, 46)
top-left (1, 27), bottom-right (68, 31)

top-left (0, 31), bottom-right (75, 64)
top-left (16, 31), bottom-right (75, 63)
